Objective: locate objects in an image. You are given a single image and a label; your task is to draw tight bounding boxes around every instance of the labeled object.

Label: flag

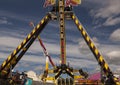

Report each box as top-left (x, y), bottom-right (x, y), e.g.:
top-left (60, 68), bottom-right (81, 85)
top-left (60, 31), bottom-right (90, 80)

top-left (65, 0), bottom-right (81, 6)
top-left (43, 0), bottom-right (56, 8)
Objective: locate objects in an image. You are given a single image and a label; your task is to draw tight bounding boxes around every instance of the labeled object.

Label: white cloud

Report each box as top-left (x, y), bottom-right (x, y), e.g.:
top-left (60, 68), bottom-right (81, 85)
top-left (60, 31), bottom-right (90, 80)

top-left (0, 19), bottom-right (8, 24)
top-left (109, 28), bottom-right (120, 42)
top-left (78, 37), bottom-right (100, 54)
top-left (106, 51), bottom-right (120, 59)
top-left (92, 0), bottom-right (120, 18)
top-left (0, 31), bottom-right (102, 72)
top-left (0, 34), bottom-right (120, 74)
top-left (0, 34), bottom-right (81, 64)
top-left (0, 17), bottom-right (12, 25)
top-left (104, 17), bottom-right (120, 26)
top-left (85, 0), bottom-right (120, 26)
top-left (99, 44), bottom-right (120, 65)
top-left (68, 57), bottom-right (98, 68)
top-left (0, 10), bottom-right (35, 22)
top-left (77, 36), bottom-right (120, 65)
top-left (0, 36), bottom-right (22, 48)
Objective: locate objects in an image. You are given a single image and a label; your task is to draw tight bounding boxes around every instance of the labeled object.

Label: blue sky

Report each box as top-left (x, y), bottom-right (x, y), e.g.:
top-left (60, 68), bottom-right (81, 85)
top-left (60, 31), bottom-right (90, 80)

top-left (0, 0), bottom-right (120, 74)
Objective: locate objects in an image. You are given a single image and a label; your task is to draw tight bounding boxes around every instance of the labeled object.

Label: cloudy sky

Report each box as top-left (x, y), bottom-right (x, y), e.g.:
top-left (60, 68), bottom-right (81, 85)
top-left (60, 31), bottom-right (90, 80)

top-left (0, 0), bottom-right (120, 74)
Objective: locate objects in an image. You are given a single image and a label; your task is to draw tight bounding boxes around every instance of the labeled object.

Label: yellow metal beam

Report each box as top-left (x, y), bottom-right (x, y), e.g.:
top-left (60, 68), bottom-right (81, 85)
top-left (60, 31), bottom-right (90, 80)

top-left (74, 75), bottom-right (84, 79)
top-left (72, 14), bottom-right (120, 84)
top-left (0, 14), bottom-right (50, 76)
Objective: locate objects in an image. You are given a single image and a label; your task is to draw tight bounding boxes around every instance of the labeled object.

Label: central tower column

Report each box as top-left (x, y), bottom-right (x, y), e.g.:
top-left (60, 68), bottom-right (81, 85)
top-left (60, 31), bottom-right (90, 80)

top-left (59, 0), bottom-right (66, 65)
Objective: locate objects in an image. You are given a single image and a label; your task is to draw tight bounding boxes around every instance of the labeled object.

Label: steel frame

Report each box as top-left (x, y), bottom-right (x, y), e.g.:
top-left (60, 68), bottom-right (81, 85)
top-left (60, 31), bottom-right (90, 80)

top-left (0, 0), bottom-right (119, 85)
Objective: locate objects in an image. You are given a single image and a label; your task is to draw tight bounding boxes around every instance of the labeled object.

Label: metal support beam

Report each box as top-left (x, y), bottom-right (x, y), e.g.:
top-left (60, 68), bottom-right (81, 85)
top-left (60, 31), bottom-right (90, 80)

top-left (0, 14), bottom-right (51, 77)
top-left (72, 14), bottom-right (120, 85)
top-left (59, 0), bottom-right (66, 65)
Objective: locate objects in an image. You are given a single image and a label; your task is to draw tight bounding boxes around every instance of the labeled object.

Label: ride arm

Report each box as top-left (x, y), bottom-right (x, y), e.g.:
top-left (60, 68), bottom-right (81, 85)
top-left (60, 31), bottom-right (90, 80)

top-left (72, 14), bottom-right (120, 84)
top-left (30, 22), bottom-right (55, 67)
top-left (0, 14), bottom-right (51, 77)
top-left (38, 36), bottom-right (55, 67)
